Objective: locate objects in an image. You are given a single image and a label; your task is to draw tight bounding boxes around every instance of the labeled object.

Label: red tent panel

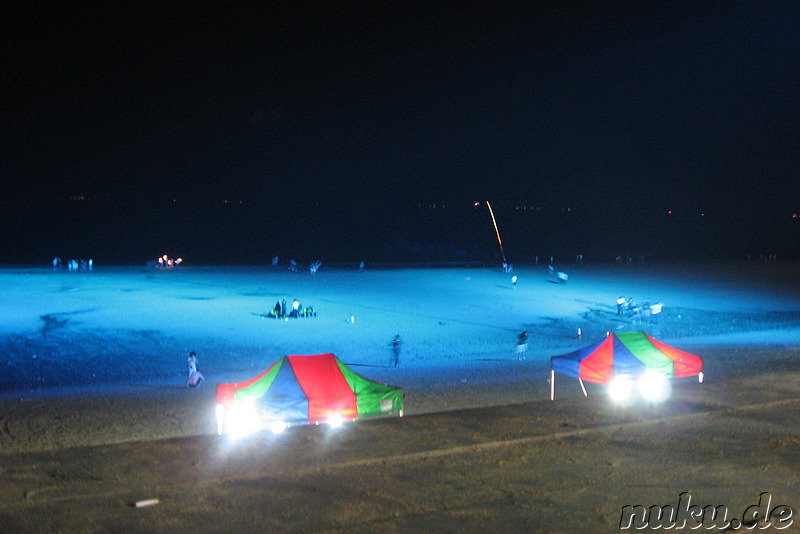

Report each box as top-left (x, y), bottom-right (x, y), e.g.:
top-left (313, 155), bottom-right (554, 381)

top-left (645, 334), bottom-right (704, 377)
top-left (578, 336), bottom-right (615, 384)
top-left (216, 360), bottom-right (280, 407)
top-left (287, 353), bottom-right (358, 421)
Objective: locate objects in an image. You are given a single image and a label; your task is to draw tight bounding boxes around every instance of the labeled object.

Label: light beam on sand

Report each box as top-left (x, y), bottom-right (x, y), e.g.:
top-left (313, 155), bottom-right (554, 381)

top-left (486, 201), bottom-right (507, 263)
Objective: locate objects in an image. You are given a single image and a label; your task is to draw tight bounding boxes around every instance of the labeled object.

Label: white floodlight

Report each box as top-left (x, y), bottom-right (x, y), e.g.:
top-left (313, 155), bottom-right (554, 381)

top-left (216, 404), bottom-right (225, 436)
top-left (608, 375), bottom-right (634, 403)
top-left (327, 414), bottom-right (345, 429)
top-left (638, 370), bottom-right (671, 402)
top-left (225, 400), bottom-right (260, 439)
top-left (268, 420), bottom-right (288, 435)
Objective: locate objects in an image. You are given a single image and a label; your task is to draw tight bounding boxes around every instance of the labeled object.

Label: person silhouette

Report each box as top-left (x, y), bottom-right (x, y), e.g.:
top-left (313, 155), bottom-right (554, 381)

top-left (186, 351), bottom-right (205, 388)
top-left (390, 335), bottom-right (402, 367)
top-left (516, 331), bottom-right (528, 361)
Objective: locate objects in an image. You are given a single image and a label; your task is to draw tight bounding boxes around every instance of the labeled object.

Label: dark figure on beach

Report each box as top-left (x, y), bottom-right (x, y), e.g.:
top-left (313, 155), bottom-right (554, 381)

top-left (289, 299), bottom-right (301, 318)
top-left (390, 335), bottom-right (402, 367)
top-left (617, 296), bottom-right (626, 315)
top-left (269, 300), bottom-right (282, 318)
top-left (281, 298), bottom-right (287, 318)
top-left (516, 331), bottom-right (528, 361)
top-left (188, 370), bottom-right (205, 388)
top-left (650, 301), bottom-right (663, 323)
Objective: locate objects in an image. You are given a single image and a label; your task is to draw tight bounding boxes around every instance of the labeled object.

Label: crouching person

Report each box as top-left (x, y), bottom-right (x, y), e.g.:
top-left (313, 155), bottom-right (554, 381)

top-left (188, 370), bottom-right (205, 388)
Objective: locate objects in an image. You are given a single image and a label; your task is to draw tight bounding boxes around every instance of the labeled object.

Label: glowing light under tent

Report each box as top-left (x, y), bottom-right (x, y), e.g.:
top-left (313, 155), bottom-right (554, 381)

top-left (549, 332), bottom-right (704, 402)
top-left (215, 353), bottom-right (404, 437)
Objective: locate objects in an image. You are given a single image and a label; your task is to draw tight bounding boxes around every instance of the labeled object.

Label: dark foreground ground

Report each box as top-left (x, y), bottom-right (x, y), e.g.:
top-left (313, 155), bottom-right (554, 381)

top-left (2, 364), bottom-right (799, 533)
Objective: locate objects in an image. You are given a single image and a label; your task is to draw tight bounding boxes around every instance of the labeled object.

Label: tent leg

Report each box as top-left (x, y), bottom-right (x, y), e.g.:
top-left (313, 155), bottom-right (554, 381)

top-left (579, 378), bottom-right (588, 397)
top-left (550, 370), bottom-right (555, 401)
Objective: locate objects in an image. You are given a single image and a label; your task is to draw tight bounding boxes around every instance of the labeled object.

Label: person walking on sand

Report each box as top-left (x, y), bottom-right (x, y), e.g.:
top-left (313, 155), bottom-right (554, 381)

top-left (511, 274), bottom-right (518, 289)
top-left (186, 351), bottom-right (205, 388)
top-left (390, 334), bottom-right (402, 367)
top-left (516, 331), bottom-right (528, 361)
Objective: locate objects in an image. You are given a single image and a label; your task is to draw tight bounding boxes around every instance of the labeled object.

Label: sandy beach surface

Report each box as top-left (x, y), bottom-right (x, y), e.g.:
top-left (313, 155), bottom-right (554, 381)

top-left (1, 261), bottom-right (799, 532)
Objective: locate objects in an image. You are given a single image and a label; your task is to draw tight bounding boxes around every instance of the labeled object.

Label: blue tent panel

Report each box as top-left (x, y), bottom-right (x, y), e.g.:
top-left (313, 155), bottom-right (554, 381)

top-left (610, 336), bottom-right (648, 376)
top-left (258, 360), bottom-right (308, 423)
top-left (550, 337), bottom-right (605, 379)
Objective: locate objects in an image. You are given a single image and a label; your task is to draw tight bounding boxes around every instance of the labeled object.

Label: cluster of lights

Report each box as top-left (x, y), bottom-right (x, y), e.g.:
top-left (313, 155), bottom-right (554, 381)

top-left (157, 254), bottom-right (183, 268)
top-left (608, 370), bottom-right (672, 404)
top-left (216, 402), bottom-right (350, 440)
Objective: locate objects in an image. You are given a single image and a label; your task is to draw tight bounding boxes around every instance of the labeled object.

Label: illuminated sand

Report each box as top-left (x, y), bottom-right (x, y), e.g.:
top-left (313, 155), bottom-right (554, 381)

top-left (0, 262), bottom-right (798, 531)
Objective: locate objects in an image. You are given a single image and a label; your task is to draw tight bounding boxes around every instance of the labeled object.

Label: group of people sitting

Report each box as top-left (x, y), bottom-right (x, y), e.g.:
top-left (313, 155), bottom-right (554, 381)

top-left (617, 296), bottom-right (664, 323)
top-left (267, 298), bottom-right (316, 319)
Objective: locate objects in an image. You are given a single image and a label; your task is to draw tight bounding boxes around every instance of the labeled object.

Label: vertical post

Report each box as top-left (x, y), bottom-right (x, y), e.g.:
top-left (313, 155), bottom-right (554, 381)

top-left (550, 369), bottom-right (555, 401)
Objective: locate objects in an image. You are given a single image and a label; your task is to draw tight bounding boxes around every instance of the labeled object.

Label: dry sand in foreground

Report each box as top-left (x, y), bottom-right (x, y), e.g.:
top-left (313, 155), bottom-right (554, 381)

top-left (1, 364), bottom-right (799, 533)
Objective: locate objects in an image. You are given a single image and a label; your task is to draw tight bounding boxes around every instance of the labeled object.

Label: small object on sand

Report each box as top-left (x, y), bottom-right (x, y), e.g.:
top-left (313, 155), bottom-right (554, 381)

top-left (133, 498), bottom-right (160, 508)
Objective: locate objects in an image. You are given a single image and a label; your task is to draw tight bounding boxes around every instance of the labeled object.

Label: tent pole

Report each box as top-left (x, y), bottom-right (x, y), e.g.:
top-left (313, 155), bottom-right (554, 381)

top-left (550, 370), bottom-right (555, 401)
top-left (579, 378), bottom-right (587, 397)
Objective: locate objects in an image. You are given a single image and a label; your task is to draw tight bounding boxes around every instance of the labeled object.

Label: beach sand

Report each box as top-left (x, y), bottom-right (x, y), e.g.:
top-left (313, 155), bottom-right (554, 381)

top-left (1, 262), bottom-right (799, 532)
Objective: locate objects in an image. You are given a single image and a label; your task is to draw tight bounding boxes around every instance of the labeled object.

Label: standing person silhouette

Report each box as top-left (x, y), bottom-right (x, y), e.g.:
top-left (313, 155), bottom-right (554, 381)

top-left (390, 335), bottom-right (402, 367)
top-left (187, 351), bottom-right (205, 388)
top-left (516, 331), bottom-right (528, 361)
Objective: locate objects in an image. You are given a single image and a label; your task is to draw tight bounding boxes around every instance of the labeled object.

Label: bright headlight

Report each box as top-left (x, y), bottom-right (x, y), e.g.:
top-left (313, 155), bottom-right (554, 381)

top-left (216, 404), bottom-right (225, 436)
top-left (327, 415), bottom-right (345, 429)
top-left (226, 401), bottom-right (260, 439)
top-left (609, 375), bottom-right (634, 403)
top-left (268, 420), bottom-right (288, 434)
top-left (638, 370), bottom-right (671, 402)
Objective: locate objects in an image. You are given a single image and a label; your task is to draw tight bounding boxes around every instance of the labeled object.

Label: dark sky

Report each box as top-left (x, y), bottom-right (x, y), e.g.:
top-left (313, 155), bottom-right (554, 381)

top-left (2, 2), bottom-right (799, 262)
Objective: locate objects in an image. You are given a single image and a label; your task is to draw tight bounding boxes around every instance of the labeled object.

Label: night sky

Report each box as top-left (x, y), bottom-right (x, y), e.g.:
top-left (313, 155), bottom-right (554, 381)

top-left (2, 2), bottom-right (799, 264)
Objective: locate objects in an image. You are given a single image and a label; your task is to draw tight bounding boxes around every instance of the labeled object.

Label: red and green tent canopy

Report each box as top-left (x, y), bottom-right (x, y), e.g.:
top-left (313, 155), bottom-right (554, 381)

top-left (216, 353), bottom-right (404, 426)
top-left (549, 331), bottom-right (703, 399)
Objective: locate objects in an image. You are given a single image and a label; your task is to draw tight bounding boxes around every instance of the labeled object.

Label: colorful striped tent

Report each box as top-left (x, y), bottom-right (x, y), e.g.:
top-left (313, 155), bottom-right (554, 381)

top-left (216, 353), bottom-right (404, 433)
top-left (549, 331), bottom-right (703, 400)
